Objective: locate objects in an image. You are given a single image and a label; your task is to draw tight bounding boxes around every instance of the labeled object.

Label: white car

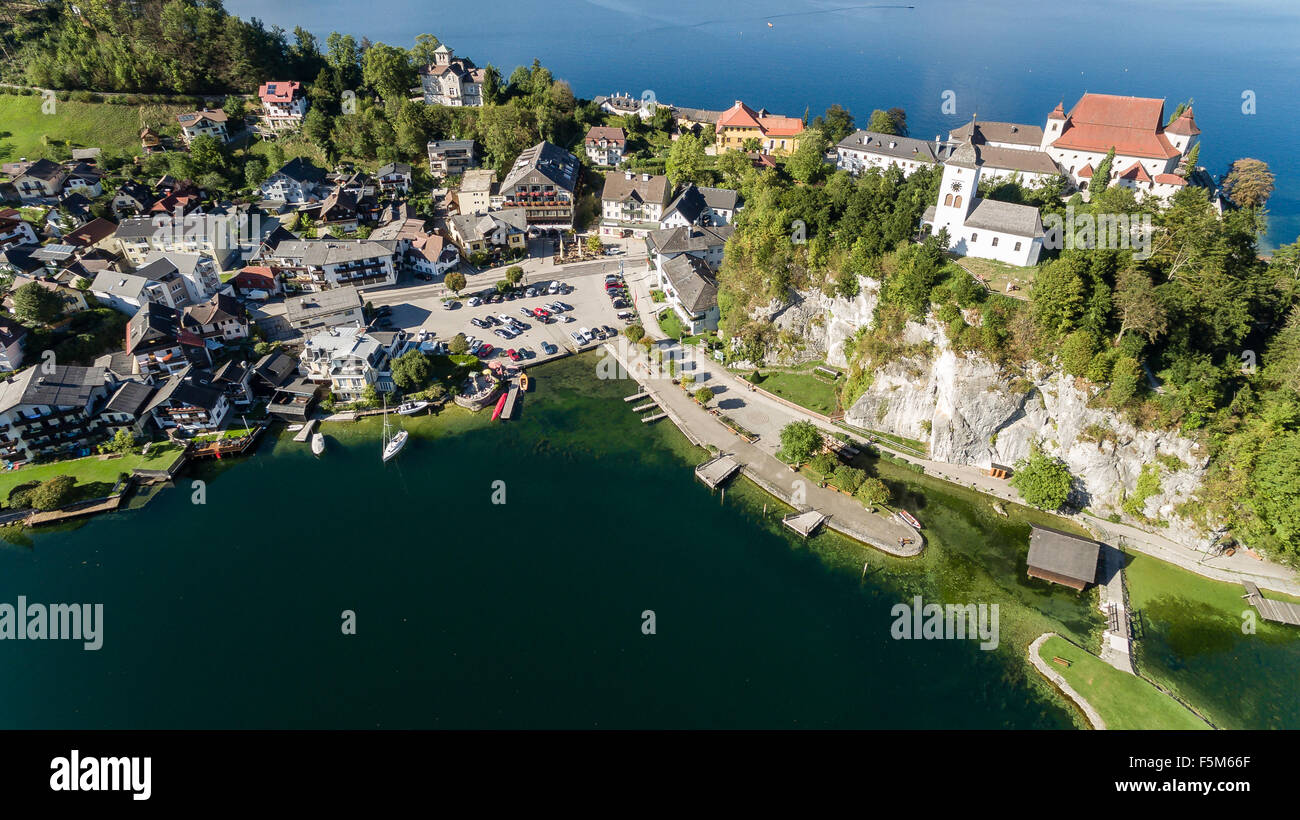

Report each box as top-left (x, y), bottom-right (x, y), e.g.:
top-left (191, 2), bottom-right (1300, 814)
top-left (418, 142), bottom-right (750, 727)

top-left (467, 296), bottom-right (482, 307)
top-left (579, 327), bottom-right (593, 343)
top-left (547, 281), bottom-right (561, 294)
top-left (562, 315), bottom-right (575, 323)
top-left (570, 331), bottom-right (585, 344)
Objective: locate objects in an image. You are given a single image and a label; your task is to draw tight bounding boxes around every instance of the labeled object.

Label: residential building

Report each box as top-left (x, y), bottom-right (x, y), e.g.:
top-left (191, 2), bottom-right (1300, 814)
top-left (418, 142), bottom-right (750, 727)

top-left (91, 262), bottom-right (188, 315)
top-left (62, 217), bottom-right (118, 252)
top-left (0, 215), bottom-right (38, 250)
top-left (176, 109), bottom-right (231, 145)
top-left (593, 93), bottom-right (651, 120)
top-left (660, 183), bottom-right (741, 229)
top-left (0, 317), bottom-right (26, 372)
top-left (112, 215), bottom-right (247, 272)
top-left (375, 162), bottom-right (413, 194)
top-left (644, 224), bottom-right (734, 272)
top-left (584, 126), bottom-right (627, 166)
top-left (427, 140), bottom-right (478, 177)
top-left (138, 252), bottom-right (221, 304)
top-left (715, 100), bottom-right (804, 155)
top-left (125, 301), bottom-right (210, 378)
top-left (183, 293), bottom-right (249, 343)
top-left (0, 365), bottom-right (116, 463)
top-left (407, 233), bottom-right (459, 279)
top-left (259, 157), bottom-right (327, 204)
top-left (99, 380), bottom-right (157, 439)
top-left (111, 181), bottom-right (157, 219)
top-left (231, 265), bottom-right (281, 298)
top-left (258, 81), bottom-right (308, 131)
top-left (498, 141), bottom-right (580, 230)
top-left (300, 326), bottom-right (404, 401)
top-left (62, 162), bottom-right (103, 198)
top-left (283, 287), bottom-right (366, 334)
top-left (658, 254), bottom-right (719, 334)
top-left (258, 239), bottom-right (400, 290)
top-left (145, 366), bottom-right (231, 435)
top-left (419, 45), bottom-right (484, 107)
top-left (836, 131), bottom-right (952, 176)
top-left (12, 159), bottom-right (67, 201)
top-left (600, 172), bottom-right (673, 237)
top-left (921, 140), bottom-right (1044, 267)
top-left (454, 168), bottom-right (499, 215)
top-left (446, 209), bottom-right (528, 259)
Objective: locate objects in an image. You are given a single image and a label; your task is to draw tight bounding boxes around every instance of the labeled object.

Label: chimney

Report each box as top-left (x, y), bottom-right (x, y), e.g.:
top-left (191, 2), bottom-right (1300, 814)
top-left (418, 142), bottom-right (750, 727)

top-left (889, 141), bottom-right (897, 149)
top-left (641, 173), bottom-right (650, 182)
top-left (625, 172), bottom-right (633, 180)
top-left (1010, 125), bottom-right (1018, 133)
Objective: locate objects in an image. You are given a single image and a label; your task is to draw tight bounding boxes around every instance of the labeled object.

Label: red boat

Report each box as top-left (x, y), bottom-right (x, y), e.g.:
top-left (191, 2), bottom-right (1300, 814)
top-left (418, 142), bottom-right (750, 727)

top-left (491, 392), bottom-right (508, 421)
top-left (897, 509), bottom-right (922, 529)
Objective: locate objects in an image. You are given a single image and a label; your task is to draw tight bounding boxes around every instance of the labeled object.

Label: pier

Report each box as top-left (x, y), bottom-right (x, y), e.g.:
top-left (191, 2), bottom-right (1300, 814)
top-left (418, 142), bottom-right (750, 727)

top-left (501, 382), bottom-right (520, 420)
top-left (782, 510), bottom-right (828, 537)
top-left (292, 419), bottom-right (318, 442)
top-left (695, 454), bottom-right (741, 489)
top-left (624, 391), bottom-right (649, 402)
top-left (1242, 582), bottom-right (1300, 626)
top-left (641, 412), bottom-right (667, 423)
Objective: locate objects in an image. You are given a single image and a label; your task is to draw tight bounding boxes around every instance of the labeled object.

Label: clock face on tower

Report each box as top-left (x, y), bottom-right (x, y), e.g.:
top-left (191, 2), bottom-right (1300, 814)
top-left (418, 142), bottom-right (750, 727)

top-left (950, 180), bottom-right (963, 192)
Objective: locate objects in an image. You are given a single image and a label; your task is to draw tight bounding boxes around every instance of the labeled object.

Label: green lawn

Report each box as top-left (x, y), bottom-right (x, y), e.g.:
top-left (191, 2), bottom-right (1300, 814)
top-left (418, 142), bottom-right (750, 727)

top-left (0, 95), bottom-right (182, 162)
top-left (1038, 635), bottom-right (1208, 730)
top-left (246, 135), bottom-right (328, 168)
top-left (749, 369), bottom-right (840, 416)
top-left (0, 444), bottom-right (184, 502)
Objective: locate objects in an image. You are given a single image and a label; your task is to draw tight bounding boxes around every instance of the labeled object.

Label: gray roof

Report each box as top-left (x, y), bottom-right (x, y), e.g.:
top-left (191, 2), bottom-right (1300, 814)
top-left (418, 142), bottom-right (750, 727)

top-left (601, 172), bottom-right (672, 206)
top-left (661, 254), bottom-right (717, 313)
top-left (1027, 526), bottom-right (1100, 585)
top-left (428, 139), bottom-right (475, 153)
top-left (269, 157), bottom-right (327, 185)
top-left (645, 224), bottom-right (734, 256)
top-left (500, 141), bottom-right (579, 194)
top-left (449, 209), bottom-right (528, 242)
top-left (146, 368), bottom-right (224, 413)
top-left (265, 239), bottom-right (399, 266)
top-left (950, 119), bottom-right (1044, 148)
top-left (0, 365), bottom-right (107, 413)
top-left (963, 198), bottom-right (1044, 237)
top-left (971, 144), bottom-right (1060, 176)
top-left (90, 269), bottom-right (151, 301)
top-left (104, 380), bottom-right (156, 416)
top-left (114, 216), bottom-right (165, 240)
top-left (284, 287), bottom-right (363, 324)
top-left (376, 162), bottom-right (413, 177)
top-left (837, 131), bottom-right (950, 164)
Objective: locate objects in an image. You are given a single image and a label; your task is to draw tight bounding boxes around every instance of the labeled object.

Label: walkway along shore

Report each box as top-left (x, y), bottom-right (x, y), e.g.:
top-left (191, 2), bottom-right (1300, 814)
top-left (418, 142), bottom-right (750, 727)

top-left (601, 341), bottom-right (923, 557)
top-left (1027, 633), bottom-right (1107, 730)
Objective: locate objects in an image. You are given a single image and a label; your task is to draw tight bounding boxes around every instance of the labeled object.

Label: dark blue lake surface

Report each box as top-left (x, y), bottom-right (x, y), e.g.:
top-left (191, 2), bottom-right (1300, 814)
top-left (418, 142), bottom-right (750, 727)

top-left (229, 0), bottom-right (1300, 249)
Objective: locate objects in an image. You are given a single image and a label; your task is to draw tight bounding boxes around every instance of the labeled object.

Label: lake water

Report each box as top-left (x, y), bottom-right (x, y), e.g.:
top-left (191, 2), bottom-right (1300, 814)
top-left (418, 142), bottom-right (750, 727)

top-left (228, 0), bottom-right (1300, 250)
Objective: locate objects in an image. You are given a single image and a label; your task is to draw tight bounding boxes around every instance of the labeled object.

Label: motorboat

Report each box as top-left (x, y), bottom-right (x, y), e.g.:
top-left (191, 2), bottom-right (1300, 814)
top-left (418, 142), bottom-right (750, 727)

top-left (396, 401), bottom-right (429, 416)
top-left (311, 432), bottom-right (325, 456)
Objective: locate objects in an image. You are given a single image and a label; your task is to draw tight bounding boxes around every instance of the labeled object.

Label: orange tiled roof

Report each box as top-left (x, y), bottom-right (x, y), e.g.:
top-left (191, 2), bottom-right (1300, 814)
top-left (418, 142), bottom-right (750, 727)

top-left (1052, 93), bottom-right (1180, 160)
top-left (258, 81), bottom-right (301, 103)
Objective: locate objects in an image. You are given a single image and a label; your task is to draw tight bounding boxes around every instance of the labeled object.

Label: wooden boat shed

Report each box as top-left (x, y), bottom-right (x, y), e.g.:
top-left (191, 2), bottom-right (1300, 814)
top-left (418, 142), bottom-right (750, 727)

top-left (1026, 525), bottom-right (1101, 591)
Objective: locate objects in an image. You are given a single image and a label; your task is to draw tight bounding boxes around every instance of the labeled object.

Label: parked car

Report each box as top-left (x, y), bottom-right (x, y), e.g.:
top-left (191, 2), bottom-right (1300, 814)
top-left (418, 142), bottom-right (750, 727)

top-left (478, 343), bottom-right (495, 357)
top-left (376, 305), bottom-right (392, 316)
top-left (468, 296), bottom-right (482, 307)
top-left (532, 307), bottom-right (551, 318)
top-left (562, 315), bottom-right (574, 323)
top-left (541, 341), bottom-right (558, 355)
top-left (579, 327), bottom-right (593, 343)
top-left (547, 281), bottom-right (561, 294)
top-left (470, 317), bottom-right (488, 328)
top-left (525, 287), bottom-right (538, 297)
top-left (493, 329), bottom-right (512, 340)
top-left (519, 307), bottom-right (535, 318)
top-left (612, 299), bottom-right (628, 309)
top-left (443, 300), bottom-right (459, 310)
top-left (507, 349), bottom-right (522, 362)
top-left (570, 331), bottom-right (584, 344)
top-left (556, 302), bottom-right (573, 312)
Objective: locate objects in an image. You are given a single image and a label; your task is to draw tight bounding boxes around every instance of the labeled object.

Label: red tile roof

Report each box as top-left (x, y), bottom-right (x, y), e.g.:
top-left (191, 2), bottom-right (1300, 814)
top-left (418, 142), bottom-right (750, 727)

top-left (1117, 161), bottom-right (1152, 183)
top-left (1051, 94), bottom-right (1180, 160)
top-left (258, 81), bottom-right (301, 103)
top-left (1165, 107), bottom-right (1201, 136)
top-left (1153, 173), bottom-right (1187, 186)
top-left (584, 126), bottom-right (627, 146)
top-left (1077, 163), bottom-right (1094, 178)
top-left (717, 100), bottom-right (803, 137)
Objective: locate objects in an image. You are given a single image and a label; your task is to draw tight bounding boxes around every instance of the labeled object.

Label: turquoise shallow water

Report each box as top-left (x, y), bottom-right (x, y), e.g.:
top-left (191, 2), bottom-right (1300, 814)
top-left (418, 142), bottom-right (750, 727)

top-left (0, 354), bottom-right (1096, 729)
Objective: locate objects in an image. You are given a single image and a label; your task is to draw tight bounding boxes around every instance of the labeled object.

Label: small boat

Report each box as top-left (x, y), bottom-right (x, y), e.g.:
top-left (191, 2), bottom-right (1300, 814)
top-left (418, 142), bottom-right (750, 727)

top-left (491, 392), bottom-right (508, 421)
top-left (381, 398), bottom-right (408, 462)
top-left (992, 502), bottom-right (1008, 517)
top-left (897, 509), bottom-right (922, 529)
top-left (519, 372), bottom-right (530, 391)
top-left (310, 432), bottom-right (325, 456)
top-left (287, 423), bottom-right (305, 432)
top-left (396, 400), bottom-right (429, 416)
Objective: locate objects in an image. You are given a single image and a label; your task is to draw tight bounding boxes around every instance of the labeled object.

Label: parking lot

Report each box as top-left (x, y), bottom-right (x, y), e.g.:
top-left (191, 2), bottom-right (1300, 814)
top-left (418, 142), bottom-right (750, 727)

top-left (377, 264), bottom-right (640, 367)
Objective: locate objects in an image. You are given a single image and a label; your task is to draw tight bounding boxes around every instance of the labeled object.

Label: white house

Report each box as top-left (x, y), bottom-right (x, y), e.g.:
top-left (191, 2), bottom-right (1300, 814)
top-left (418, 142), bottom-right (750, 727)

top-left (658, 254), bottom-right (719, 335)
top-left (644, 224), bottom-right (734, 272)
top-left (660, 184), bottom-right (741, 229)
top-left (600, 172), bottom-right (673, 238)
top-left (0, 215), bottom-right (38, 250)
top-left (258, 238), bottom-right (400, 290)
top-left (177, 109), bottom-right (231, 145)
top-left (836, 131), bottom-right (951, 177)
top-left (258, 81), bottom-right (308, 131)
top-left (259, 157), bottom-right (327, 204)
top-left (419, 46), bottom-right (484, 107)
top-left (584, 126), bottom-right (626, 166)
top-left (300, 327), bottom-right (403, 401)
top-left (921, 141), bottom-right (1044, 267)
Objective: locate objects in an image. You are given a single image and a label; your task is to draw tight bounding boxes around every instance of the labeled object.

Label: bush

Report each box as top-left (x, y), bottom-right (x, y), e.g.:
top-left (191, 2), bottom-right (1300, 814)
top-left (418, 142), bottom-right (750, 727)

top-left (694, 387), bottom-right (714, 404)
top-left (29, 475), bottom-right (78, 511)
top-left (831, 466), bottom-right (867, 495)
top-left (809, 452), bottom-right (839, 477)
top-left (779, 421), bottom-right (822, 464)
top-left (855, 477), bottom-right (891, 510)
top-left (624, 324), bottom-right (645, 343)
top-left (1010, 447), bottom-right (1074, 510)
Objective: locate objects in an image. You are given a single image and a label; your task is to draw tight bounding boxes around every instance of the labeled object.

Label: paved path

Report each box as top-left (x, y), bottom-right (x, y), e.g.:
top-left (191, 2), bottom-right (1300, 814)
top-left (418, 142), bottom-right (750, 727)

top-left (1028, 633), bottom-right (1106, 730)
top-left (1097, 545), bottom-right (1137, 674)
top-left (603, 341), bottom-right (921, 556)
top-left (623, 262), bottom-right (1300, 596)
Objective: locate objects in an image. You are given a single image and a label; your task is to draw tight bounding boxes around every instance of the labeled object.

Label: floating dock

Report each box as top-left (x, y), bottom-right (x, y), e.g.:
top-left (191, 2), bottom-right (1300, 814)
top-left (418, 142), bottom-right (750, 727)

top-left (782, 509), bottom-right (827, 537)
top-left (641, 412), bottom-right (667, 423)
top-left (293, 419), bottom-right (318, 442)
top-left (695, 454), bottom-right (741, 489)
top-left (631, 401), bottom-right (658, 413)
top-left (624, 391), bottom-right (649, 402)
top-left (1243, 582), bottom-right (1300, 626)
top-left (501, 382), bottom-right (520, 420)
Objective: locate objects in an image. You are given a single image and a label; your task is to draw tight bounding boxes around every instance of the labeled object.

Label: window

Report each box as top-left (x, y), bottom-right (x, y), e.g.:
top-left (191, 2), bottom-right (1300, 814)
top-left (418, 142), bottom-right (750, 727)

top-left (991, 237), bottom-right (999, 247)
top-left (1014, 242), bottom-right (1022, 251)
top-left (953, 195), bottom-right (962, 208)
top-left (970, 233), bottom-right (978, 243)
top-left (944, 193), bottom-right (953, 206)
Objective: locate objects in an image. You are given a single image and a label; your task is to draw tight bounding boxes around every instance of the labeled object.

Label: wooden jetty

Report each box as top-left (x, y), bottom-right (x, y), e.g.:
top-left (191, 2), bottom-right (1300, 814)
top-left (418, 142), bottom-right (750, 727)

top-left (695, 454), bottom-right (741, 489)
top-left (624, 390), bottom-right (650, 402)
top-left (293, 419), bottom-right (318, 442)
top-left (1242, 582), bottom-right (1300, 626)
top-left (631, 401), bottom-right (658, 412)
top-left (641, 412), bottom-right (667, 423)
top-left (782, 509), bottom-right (827, 538)
top-left (501, 382), bottom-right (520, 420)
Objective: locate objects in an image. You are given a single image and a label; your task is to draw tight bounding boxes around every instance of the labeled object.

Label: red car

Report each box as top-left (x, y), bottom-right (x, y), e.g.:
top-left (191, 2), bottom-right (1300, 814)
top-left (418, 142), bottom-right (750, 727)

top-left (478, 343), bottom-right (495, 357)
top-left (507, 349), bottom-right (522, 362)
top-left (532, 307), bottom-right (551, 318)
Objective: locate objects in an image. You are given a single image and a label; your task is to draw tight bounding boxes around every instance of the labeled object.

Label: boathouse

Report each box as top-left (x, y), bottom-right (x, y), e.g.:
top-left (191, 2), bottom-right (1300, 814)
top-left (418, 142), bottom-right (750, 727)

top-left (1026, 525), bottom-right (1100, 591)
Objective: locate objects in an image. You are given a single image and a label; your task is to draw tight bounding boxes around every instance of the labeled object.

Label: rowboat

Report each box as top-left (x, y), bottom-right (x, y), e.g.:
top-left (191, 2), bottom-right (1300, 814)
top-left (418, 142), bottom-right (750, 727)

top-left (519, 372), bottom-right (530, 391)
top-left (310, 432), bottom-right (325, 456)
top-left (491, 392), bottom-right (508, 421)
top-left (898, 509), bottom-right (922, 529)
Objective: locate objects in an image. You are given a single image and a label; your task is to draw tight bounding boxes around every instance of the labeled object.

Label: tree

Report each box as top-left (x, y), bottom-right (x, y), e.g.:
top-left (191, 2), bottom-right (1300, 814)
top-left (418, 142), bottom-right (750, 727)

top-left (1059, 329), bottom-right (1098, 376)
top-left (1010, 447), bottom-right (1074, 510)
top-left (787, 129), bottom-right (829, 184)
top-left (13, 282), bottom-right (63, 324)
top-left (29, 475), bottom-right (78, 511)
top-left (1091, 147), bottom-right (1115, 194)
top-left (666, 133), bottom-right (708, 187)
top-left (362, 42), bottom-right (416, 103)
top-left (408, 33), bottom-right (442, 67)
top-left (223, 95), bottom-right (247, 124)
top-left (243, 157), bottom-right (267, 189)
top-left (100, 428), bottom-right (136, 455)
top-left (444, 271), bottom-right (466, 295)
top-left (1113, 266), bottom-right (1167, 345)
top-left (586, 234), bottom-right (603, 255)
top-left (505, 266), bottom-right (524, 286)
top-left (812, 104), bottom-right (855, 143)
top-left (1222, 158), bottom-right (1274, 209)
top-left (624, 324), bottom-right (645, 343)
top-left (1179, 143), bottom-right (1200, 178)
top-left (694, 387), bottom-right (714, 405)
top-left (831, 465), bottom-right (867, 494)
top-left (391, 350), bottom-right (432, 390)
top-left (779, 420), bottom-right (822, 464)
top-left (481, 65), bottom-right (503, 105)
top-left (866, 108), bottom-right (905, 135)
top-left (448, 333), bottom-right (468, 355)
top-left (855, 477), bottom-right (891, 511)
top-left (716, 149), bottom-right (752, 189)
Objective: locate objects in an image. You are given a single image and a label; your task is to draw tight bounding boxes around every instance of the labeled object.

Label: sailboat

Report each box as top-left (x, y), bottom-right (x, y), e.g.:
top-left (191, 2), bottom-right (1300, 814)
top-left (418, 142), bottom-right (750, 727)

top-left (381, 396), bottom-right (408, 462)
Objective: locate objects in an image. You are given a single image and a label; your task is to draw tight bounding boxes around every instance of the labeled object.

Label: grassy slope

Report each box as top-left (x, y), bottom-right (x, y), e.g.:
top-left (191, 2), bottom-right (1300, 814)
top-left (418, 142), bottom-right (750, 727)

top-left (751, 368), bottom-right (840, 416)
top-left (0, 445), bottom-right (183, 501)
top-left (0, 95), bottom-right (180, 162)
top-left (1038, 635), bottom-right (1208, 730)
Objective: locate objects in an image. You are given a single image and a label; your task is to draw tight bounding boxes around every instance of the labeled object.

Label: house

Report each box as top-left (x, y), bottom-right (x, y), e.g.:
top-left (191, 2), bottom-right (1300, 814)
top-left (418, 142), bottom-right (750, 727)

top-left (454, 168), bottom-right (499, 215)
top-left (1026, 525), bottom-right (1101, 591)
top-left (658, 254), bottom-right (719, 335)
top-left (584, 126), bottom-right (627, 166)
top-left (0, 365), bottom-right (116, 463)
top-left (600, 171), bottom-right (673, 237)
top-left (0, 215), bottom-right (38, 250)
top-left (427, 140), bottom-right (478, 177)
top-left (183, 293), bottom-right (249, 343)
top-left (140, 128), bottom-right (163, 153)
top-left (111, 215), bottom-right (246, 273)
top-left (644, 224), bottom-right (734, 272)
top-left (62, 162), bottom-right (104, 198)
top-left (145, 365), bottom-right (231, 435)
top-left (283, 287), bottom-right (366, 334)
top-left (259, 157), bottom-right (327, 204)
top-left (251, 350), bottom-right (299, 395)
top-left (258, 238), bottom-right (400, 290)
top-left (111, 181), bottom-right (157, 219)
top-left (4, 273), bottom-right (87, 315)
top-left (1042, 94), bottom-right (1200, 199)
top-left (419, 45), bottom-right (484, 107)
top-left (258, 81), bottom-right (308, 131)
top-left (125, 301), bottom-right (211, 378)
top-left (407, 233), bottom-right (459, 279)
top-left (138, 252), bottom-right (221, 304)
top-left (317, 188), bottom-right (361, 233)
top-left (91, 261), bottom-right (190, 315)
top-left (52, 193), bottom-right (94, 230)
top-left (375, 162), bottom-right (413, 194)
top-left (300, 326), bottom-right (405, 401)
top-left (176, 109), bottom-right (231, 146)
top-left (62, 217), bottom-right (118, 252)
top-left (12, 159), bottom-right (68, 201)
top-left (0, 246), bottom-right (44, 278)
top-left (594, 93), bottom-right (651, 120)
top-left (210, 359), bottom-right (256, 407)
top-left (98, 380), bottom-right (157, 438)
top-left (447, 209), bottom-right (528, 259)
top-left (497, 141), bottom-right (580, 230)
top-left (836, 131), bottom-right (952, 177)
top-left (660, 183), bottom-right (741, 229)
top-left (922, 140), bottom-right (1045, 267)
top-left (231, 265), bottom-right (281, 298)
top-left (715, 100), bottom-right (804, 156)
top-left (0, 317), bottom-right (27, 372)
